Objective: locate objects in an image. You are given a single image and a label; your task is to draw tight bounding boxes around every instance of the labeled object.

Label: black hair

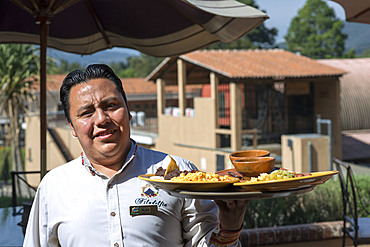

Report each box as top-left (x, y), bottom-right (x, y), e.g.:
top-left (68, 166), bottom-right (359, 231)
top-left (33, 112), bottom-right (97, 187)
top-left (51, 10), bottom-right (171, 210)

top-left (60, 64), bottom-right (128, 124)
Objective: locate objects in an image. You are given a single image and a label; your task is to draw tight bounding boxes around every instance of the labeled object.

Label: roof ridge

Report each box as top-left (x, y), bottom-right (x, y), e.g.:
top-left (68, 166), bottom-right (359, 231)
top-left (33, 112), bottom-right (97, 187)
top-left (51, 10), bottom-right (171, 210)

top-left (197, 48), bottom-right (285, 53)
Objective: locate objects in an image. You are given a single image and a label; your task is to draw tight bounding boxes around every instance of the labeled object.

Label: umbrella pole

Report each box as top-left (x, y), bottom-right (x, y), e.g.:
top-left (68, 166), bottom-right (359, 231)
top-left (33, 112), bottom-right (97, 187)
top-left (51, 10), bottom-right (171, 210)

top-left (39, 16), bottom-right (49, 179)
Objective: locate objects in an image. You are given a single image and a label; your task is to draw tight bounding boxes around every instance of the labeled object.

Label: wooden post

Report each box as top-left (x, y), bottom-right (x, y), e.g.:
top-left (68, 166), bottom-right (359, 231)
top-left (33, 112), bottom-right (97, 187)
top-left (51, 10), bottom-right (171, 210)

top-left (38, 15), bottom-right (49, 179)
top-left (156, 78), bottom-right (165, 116)
top-left (210, 72), bottom-right (220, 148)
top-left (177, 59), bottom-right (186, 116)
top-left (230, 82), bottom-right (242, 151)
top-left (210, 72), bottom-right (219, 128)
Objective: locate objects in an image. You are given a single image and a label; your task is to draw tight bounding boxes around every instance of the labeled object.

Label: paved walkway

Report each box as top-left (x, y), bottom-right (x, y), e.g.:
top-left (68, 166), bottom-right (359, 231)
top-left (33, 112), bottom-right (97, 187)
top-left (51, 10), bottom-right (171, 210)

top-left (346, 162), bottom-right (370, 175)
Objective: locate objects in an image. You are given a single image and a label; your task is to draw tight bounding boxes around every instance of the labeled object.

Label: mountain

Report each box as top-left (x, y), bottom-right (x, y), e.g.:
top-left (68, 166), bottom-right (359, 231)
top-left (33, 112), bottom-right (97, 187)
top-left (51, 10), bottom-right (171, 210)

top-left (343, 22), bottom-right (370, 55)
top-left (47, 47), bottom-right (140, 65)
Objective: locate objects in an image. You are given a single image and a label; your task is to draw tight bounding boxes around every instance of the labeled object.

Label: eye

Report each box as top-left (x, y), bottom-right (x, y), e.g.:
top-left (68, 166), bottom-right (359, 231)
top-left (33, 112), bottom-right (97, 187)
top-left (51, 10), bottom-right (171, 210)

top-left (105, 102), bottom-right (118, 110)
top-left (80, 109), bottom-right (93, 117)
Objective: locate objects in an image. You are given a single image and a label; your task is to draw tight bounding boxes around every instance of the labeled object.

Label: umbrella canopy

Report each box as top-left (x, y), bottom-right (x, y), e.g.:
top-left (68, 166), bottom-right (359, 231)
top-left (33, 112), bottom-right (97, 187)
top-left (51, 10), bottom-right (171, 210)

top-left (0, 0), bottom-right (268, 178)
top-left (1, 0), bottom-right (268, 56)
top-left (330, 0), bottom-right (370, 24)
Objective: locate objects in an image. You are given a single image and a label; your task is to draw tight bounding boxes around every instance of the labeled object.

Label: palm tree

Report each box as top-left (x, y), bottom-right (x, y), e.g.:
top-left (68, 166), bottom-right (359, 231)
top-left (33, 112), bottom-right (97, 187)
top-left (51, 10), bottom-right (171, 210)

top-left (0, 44), bottom-right (38, 198)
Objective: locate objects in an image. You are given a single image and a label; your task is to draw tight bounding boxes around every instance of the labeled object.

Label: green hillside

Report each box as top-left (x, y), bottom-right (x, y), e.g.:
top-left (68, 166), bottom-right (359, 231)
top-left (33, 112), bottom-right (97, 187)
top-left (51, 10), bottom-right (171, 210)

top-left (343, 22), bottom-right (370, 55)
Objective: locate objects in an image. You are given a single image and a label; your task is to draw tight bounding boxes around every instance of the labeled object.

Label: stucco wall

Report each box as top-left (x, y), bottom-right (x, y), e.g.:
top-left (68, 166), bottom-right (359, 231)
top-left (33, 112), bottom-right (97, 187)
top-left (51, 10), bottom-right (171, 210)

top-left (155, 97), bottom-right (232, 172)
top-left (313, 78), bottom-right (342, 160)
top-left (281, 134), bottom-right (330, 172)
top-left (25, 116), bottom-right (81, 187)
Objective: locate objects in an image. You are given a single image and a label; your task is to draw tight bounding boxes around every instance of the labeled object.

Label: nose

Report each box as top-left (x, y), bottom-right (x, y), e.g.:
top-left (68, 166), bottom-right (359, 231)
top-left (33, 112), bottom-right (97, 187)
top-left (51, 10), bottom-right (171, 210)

top-left (95, 108), bottom-right (110, 125)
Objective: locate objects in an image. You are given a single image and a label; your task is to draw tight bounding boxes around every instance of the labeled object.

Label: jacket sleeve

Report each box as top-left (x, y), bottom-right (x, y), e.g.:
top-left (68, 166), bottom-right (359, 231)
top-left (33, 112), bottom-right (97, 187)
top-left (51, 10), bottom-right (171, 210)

top-left (181, 198), bottom-right (242, 247)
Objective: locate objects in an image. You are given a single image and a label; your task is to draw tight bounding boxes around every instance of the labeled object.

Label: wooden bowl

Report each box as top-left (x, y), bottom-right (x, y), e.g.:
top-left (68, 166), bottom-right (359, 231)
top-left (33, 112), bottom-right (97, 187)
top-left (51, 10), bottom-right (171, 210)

top-left (229, 149), bottom-right (270, 163)
top-left (232, 156), bottom-right (275, 177)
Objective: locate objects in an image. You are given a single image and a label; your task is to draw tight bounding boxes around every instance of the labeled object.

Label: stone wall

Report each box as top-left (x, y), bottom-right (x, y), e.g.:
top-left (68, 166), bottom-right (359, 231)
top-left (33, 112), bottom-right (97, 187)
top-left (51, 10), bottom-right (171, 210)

top-left (238, 221), bottom-right (361, 246)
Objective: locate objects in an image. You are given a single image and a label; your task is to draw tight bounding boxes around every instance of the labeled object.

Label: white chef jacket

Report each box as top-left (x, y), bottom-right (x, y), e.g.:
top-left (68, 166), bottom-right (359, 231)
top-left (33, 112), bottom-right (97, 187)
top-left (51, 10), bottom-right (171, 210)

top-left (23, 140), bottom-right (241, 247)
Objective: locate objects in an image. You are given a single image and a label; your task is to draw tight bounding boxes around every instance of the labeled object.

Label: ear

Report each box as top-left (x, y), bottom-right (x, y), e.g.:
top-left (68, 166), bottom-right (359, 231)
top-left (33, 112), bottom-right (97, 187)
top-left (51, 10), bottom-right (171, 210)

top-left (68, 120), bottom-right (77, 137)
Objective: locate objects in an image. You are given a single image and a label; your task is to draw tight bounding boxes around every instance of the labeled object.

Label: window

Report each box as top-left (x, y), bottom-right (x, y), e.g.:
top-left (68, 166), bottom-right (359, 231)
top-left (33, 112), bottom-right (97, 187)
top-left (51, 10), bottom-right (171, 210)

top-left (216, 154), bottom-right (225, 171)
top-left (219, 91), bottom-right (226, 118)
top-left (245, 84), bottom-right (257, 119)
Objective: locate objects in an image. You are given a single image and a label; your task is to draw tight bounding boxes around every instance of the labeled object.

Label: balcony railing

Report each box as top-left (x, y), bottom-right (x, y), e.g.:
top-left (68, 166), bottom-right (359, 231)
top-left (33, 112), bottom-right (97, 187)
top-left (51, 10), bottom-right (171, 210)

top-left (11, 171), bottom-right (39, 207)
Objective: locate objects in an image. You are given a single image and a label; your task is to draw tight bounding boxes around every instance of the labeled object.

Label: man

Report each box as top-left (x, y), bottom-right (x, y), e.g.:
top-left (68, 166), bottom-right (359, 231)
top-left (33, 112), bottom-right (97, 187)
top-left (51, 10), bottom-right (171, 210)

top-left (24, 64), bottom-right (248, 246)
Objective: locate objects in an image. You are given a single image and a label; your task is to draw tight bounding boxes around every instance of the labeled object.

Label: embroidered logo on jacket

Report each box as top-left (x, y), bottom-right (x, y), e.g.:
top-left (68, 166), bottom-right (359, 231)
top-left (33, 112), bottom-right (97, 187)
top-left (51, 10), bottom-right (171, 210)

top-left (141, 184), bottom-right (159, 197)
top-left (136, 184), bottom-right (167, 208)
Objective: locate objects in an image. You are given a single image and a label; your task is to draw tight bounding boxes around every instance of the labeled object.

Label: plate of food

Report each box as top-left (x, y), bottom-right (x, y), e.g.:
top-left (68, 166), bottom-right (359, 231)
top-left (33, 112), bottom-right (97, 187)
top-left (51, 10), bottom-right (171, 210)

top-left (138, 156), bottom-right (239, 192)
top-left (233, 169), bottom-right (338, 192)
top-left (139, 172), bottom-right (240, 192)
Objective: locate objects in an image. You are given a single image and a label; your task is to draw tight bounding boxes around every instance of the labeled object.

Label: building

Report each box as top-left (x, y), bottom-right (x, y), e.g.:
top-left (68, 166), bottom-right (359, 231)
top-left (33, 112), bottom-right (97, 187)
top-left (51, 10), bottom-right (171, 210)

top-left (319, 58), bottom-right (370, 163)
top-left (147, 49), bottom-right (345, 172)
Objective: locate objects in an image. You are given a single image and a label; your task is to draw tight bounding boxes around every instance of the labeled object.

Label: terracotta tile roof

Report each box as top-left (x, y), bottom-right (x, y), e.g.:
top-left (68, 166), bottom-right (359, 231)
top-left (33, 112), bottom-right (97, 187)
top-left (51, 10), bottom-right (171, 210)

top-left (30, 74), bottom-right (65, 92)
top-left (30, 75), bottom-right (156, 94)
top-left (121, 78), bottom-right (156, 94)
top-left (180, 49), bottom-right (345, 79)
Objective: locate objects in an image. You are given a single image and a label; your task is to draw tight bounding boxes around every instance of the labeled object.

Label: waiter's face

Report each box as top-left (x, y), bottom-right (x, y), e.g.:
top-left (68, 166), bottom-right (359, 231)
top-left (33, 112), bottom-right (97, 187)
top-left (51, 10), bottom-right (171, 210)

top-left (68, 78), bottom-right (131, 166)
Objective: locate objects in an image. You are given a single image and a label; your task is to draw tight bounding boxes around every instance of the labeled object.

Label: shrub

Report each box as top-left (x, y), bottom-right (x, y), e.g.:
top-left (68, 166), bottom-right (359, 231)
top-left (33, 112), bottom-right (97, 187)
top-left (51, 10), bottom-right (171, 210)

top-left (0, 192), bottom-right (33, 208)
top-left (244, 175), bottom-right (370, 228)
top-left (0, 147), bottom-right (11, 182)
top-left (0, 147), bottom-right (25, 182)
top-left (352, 175), bottom-right (370, 218)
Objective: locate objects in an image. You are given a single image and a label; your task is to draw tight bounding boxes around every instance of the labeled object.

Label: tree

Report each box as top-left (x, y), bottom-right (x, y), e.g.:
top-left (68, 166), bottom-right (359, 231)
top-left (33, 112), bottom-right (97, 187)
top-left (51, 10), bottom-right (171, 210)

top-left (284, 0), bottom-right (350, 59)
top-left (122, 54), bottom-right (163, 78)
top-left (47, 58), bottom-right (83, 74)
top-left (0, 44), bottom-right (38, 197)
top-left (360, 49), bottom-right (370, 58)
top-left (206, 0), bottom-right (278, 49)
top-left (109, 61), bottom-right (127, 77)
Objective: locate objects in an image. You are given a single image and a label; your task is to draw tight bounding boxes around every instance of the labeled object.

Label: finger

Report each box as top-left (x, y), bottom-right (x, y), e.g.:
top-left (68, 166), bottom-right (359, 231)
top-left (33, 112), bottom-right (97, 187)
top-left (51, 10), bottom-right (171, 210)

top-left (215, 199), bottom-right (250, 210)
top-left (214, 200), bottom-right (227, 208)
top-left (224, 199), bottom-right (249, 206)
top-left (226, 200), bottom-right (236, 207)
top-left (236, 199), bottom-right (250, 206)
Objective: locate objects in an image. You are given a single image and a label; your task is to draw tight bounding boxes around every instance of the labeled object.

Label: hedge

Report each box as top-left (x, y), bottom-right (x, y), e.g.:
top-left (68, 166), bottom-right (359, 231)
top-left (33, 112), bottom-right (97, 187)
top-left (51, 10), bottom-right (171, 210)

top-left (244, 175), bottom-right (370, 228)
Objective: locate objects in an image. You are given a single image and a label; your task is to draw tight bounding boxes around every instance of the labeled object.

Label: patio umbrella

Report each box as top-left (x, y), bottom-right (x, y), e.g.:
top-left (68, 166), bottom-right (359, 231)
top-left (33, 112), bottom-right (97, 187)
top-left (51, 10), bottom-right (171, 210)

top-left (330, 0), bottom-right (370, 24)
top-left (0, 0), bottom-right (268, 178)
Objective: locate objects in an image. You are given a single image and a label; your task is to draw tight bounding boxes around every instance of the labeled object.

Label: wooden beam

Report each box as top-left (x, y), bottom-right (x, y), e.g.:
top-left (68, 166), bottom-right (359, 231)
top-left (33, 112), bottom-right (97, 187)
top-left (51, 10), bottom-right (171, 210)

top-left (210, 72), bottom-right (220, 127)
top-left (177, 59), bottom-right (186, 116)
top-left (210, 72), bottom-right (220, 148)
top-left (230, 82), bottom-right (242, 151)
top-left (156, 78), bottom-right (165, 116)
top-left (215, 128), bottom-right (232, 134)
